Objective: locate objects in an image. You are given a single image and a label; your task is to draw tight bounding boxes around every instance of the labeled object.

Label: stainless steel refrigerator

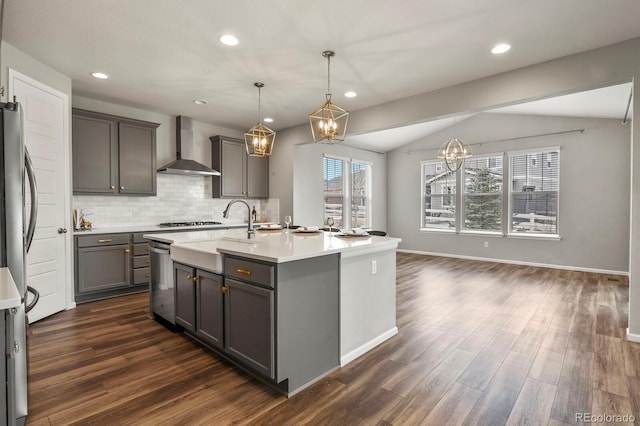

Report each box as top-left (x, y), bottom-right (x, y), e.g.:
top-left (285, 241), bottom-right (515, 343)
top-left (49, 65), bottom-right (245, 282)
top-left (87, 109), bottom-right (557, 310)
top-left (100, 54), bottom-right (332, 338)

top-left (1, 100), bottom-right (39, 425)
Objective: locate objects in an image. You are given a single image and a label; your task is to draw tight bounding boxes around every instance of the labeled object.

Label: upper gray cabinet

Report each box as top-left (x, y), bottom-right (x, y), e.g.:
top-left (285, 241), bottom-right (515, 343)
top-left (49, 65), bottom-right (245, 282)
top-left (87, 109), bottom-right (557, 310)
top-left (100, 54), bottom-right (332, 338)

top-left (210, 135), bottom-right (269, 199)
top-left (72, 109), bottom-right (159, 195)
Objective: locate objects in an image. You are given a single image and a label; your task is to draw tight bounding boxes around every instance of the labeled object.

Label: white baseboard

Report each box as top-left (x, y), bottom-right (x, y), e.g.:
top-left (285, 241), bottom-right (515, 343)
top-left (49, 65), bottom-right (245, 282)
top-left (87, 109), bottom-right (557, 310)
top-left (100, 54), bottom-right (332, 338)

top-left (397, 249), bottom-right (629, 277)
top-left (627, 328), bottom-right (640, 343)
top-left (340, 327), bottom-right (398, 366)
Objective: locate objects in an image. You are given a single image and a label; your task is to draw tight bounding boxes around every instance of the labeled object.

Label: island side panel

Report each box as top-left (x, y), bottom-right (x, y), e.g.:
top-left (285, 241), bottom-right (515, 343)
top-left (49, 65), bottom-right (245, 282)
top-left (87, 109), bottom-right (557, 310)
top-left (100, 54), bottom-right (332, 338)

top-left (340, 248), bottom-right (398, 365)
top-left (276, 254), bottom-right (340, 394)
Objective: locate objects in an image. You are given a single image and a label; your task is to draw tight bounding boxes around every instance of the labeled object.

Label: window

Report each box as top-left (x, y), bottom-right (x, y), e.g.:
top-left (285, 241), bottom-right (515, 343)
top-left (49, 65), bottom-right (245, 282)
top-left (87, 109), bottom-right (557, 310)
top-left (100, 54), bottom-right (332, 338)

top-left (324, 156), bottom-right (371, 228)
top-left (420, 147), bottom-right (560, 238)
top-left (509, 149), bottom-right (559, 235)
top-left (351, 161), bottom-right (371, 228)
top-left (323, 157), bottom-right (344, 227)
top-left (421, 160), bottom-right (456, 230)
top-left (463, 155), bottom-right (503, 232)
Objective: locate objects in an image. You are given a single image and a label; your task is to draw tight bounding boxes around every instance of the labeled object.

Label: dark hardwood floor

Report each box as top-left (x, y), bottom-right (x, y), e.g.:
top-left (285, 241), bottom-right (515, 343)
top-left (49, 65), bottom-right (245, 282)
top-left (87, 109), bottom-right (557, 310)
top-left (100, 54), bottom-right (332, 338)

top-left (25, 253), bottom-right (638, 425)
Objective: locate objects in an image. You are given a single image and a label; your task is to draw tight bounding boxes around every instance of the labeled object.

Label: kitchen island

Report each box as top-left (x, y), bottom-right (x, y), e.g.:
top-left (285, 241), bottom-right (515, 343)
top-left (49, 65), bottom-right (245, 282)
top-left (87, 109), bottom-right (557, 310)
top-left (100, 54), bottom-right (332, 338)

top-left (144, 228), bottom-right (401, 396)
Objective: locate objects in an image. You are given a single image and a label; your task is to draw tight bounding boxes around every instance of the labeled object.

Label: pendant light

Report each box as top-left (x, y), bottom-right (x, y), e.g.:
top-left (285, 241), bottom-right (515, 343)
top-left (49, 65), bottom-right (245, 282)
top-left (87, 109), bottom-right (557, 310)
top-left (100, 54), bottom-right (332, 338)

top-left (438, 137), bottom-right (472, 172)
top-left (309, 50), bottom-right (349, 144)
top-left (244, 82), bottom-right (275, 157)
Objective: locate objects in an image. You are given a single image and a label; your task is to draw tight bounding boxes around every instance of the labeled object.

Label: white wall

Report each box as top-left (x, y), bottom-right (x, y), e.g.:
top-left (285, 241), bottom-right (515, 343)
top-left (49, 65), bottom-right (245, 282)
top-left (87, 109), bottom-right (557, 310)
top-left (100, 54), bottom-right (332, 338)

top-left (292, 143), bottom-right (386, 229)
top-left (1, 42), bottom-right (71, 102)
top-left (388, 112), bottom-right (630, 273)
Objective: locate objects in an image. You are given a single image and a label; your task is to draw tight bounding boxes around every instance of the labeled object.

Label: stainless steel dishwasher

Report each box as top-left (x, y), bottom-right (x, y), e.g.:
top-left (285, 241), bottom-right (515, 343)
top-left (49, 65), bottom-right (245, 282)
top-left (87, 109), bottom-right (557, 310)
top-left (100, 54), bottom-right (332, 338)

top-left (149, 241), bottom-right (176, 326)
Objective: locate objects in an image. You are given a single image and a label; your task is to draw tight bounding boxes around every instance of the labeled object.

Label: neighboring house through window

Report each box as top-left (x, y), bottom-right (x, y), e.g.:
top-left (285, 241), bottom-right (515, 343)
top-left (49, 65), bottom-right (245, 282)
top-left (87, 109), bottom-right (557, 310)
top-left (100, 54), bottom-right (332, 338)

top-left (509, 149), bottom-right (559, 235)
top-left (420, 147), bottom-right (560, 238)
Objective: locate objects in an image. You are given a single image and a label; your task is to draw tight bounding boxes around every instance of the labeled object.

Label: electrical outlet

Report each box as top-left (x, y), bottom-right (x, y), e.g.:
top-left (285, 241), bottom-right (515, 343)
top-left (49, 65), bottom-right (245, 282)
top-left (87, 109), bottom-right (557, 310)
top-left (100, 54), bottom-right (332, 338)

top-left (484, 241), bottom-right (489, 248)
top-left (371, 260), bottom-right (377, 275)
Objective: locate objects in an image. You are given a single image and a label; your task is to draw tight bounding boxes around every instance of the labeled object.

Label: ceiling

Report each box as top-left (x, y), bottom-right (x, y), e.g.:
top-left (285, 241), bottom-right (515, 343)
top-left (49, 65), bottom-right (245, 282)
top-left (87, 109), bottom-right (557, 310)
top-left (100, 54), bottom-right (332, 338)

top-left (346, 82), bottom-right (634, 152)
top-left (3, 1), bottom-right (640, 151)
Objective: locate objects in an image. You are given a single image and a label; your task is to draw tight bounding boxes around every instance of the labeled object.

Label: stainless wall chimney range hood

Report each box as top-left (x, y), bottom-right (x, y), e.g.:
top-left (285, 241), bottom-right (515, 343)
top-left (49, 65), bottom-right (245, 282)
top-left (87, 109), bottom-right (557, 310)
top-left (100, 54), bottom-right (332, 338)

top-left (157, 116), bottom-right (221, 176)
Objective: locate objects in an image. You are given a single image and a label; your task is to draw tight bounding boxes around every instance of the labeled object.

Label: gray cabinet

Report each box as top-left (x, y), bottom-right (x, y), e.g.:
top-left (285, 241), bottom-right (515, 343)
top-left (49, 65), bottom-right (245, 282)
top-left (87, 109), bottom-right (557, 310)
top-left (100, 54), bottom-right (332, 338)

top-left (174, 262), bottom-right (196, 332)
top-left (75, 234), bottom-right (132, 301)
top-left (72, 109), bottom-right (159, 195)
top-left (174, 263), bottom-right (224, 349)
top-left (210, 135), bottom-right (269, 199)
top-left (132, 233), bottom-right (150, 286)
top-left (174, 252), bottom-right (340, 395)
top-left (196, 270), bottom-right (224, 349)
top-left (225, 277), bottom-right (274, 379)
top-left (74, 233), bottom-right (148, 303)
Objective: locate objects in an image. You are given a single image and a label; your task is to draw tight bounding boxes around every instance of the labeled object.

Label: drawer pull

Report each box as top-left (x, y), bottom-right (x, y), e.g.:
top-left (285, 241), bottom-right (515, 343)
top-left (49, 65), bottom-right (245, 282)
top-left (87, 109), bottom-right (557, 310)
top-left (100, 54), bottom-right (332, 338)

top-left (124, 248), bottom-right (131, 253)
top-left (98, 239), bottom-right (113, 243)
top-left (221, 286), bottom-right (229, 294)
top-left (236, 268), bottom-right (252, 276)
top-left (146, 259), bottom-right (150, 264)
top-left (146, 274), bottom-right (150, 278)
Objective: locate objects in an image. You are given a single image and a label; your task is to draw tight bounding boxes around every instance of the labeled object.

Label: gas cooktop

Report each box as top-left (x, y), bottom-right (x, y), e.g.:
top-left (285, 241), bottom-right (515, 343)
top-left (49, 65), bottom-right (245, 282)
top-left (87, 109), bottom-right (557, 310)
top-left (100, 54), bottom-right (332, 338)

top-left (159, 221), bottom-right (223, 227)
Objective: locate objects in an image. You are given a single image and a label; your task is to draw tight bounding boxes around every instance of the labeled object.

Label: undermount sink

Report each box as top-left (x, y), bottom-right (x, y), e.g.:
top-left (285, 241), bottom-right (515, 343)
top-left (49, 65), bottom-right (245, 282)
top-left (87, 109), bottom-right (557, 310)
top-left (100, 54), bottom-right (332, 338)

top-left (171, 240), bottom-right (224, 273)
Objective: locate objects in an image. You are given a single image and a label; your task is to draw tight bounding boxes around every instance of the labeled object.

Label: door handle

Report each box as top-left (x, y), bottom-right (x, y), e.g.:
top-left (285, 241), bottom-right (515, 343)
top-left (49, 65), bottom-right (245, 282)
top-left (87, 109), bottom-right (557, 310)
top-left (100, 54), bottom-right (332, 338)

top-left (57, 227), bottom-right (68, 234)
top-left (221, 286), bottom-right (229, 294)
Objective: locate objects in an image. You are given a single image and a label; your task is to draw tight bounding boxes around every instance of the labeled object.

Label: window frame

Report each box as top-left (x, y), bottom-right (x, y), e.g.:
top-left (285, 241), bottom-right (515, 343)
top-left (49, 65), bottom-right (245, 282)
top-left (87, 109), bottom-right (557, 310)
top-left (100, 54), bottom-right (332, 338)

top-left (419, 146), bottom-right (561, 240)
top-left (420, 159), bottom-right (457, 232)
top-left (460, 152), bottom-right (504, 235)
top-left (507, 147), bottom-right (561, 238)
top-left (323, 155), bottom-right (372, 229)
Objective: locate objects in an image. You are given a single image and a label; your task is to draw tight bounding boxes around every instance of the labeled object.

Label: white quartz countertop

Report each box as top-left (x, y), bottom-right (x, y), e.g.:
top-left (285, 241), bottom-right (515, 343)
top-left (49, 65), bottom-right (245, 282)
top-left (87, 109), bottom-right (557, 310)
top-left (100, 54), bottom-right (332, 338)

top-left (0, 267), bottom-right (22, 310)
top-left (144, 228), bottom-right (401, 264)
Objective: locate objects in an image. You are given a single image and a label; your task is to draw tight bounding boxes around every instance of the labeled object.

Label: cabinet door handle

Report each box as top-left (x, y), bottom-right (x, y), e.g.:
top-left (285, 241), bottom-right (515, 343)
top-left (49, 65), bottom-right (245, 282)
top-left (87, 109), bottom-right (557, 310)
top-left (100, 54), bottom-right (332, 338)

top-left (120, 186), bottom-right (125, 190)
top-left (221, 286), bottom-right (229, 294)
top-left (146, 259), bottom-right (150, 264)
top-left (235, 268), bottom-right (251, 276)
top-left (124, 248), bottom-right (131, 253)
top-left (192, 276), bottom-right (199, 283)
top-left (187, 274), bottom-right (192, 281)
top-left (110, 185), bottom-right (115, 190)
top-left (98, 239), bottom-right (113, 243)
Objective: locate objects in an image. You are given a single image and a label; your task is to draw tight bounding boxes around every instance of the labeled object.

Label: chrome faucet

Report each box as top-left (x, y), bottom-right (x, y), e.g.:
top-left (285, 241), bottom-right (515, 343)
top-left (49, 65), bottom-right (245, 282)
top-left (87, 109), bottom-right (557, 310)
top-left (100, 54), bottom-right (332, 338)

top-left (223, 199), bottom-right (255, 239)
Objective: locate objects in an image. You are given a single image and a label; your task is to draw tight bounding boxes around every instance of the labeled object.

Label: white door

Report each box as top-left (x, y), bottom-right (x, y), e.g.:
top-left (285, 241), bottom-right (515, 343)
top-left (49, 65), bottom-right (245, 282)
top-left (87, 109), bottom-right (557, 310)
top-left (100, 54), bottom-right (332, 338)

top-left (10, 69), bottom-right (71, 323)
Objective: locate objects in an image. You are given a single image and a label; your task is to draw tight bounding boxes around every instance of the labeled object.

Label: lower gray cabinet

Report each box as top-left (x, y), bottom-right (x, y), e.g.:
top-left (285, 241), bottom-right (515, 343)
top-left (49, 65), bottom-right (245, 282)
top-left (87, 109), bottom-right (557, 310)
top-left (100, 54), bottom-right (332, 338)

top-left (75, 234), bottom-right (134, 302)
top-left (197, 270), bottom-right (224, 349)
top-left (174, 263), bottom-right (224, 349)
top-left (75, 233), bottom-right (150, 303)
top-left (174, 263), bottom-right (196, 332)
top-left (224, 278), bottom-right (274, 379)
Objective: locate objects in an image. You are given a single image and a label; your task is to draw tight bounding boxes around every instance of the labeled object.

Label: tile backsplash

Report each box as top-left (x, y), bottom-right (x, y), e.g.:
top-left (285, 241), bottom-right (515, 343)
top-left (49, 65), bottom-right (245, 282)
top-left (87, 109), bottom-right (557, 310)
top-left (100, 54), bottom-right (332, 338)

top-left (73, 174), bottom-right (279, 228)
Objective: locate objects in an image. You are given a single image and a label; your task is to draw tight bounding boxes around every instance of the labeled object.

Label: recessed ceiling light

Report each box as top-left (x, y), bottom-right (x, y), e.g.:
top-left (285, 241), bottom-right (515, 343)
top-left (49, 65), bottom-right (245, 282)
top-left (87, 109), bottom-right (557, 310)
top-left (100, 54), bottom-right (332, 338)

top-left (193, 99), bottom-right (207, 105)
top-left (344, 91), bottom-right (357, 98)
top-left (219, 34), bottom-right (239, 46)
top-left (491, 43), bottom-right (511, 55)
top-left (91, 72), bottom-right (109, 79)
top-left (263, 117), bottom-right (274, 123)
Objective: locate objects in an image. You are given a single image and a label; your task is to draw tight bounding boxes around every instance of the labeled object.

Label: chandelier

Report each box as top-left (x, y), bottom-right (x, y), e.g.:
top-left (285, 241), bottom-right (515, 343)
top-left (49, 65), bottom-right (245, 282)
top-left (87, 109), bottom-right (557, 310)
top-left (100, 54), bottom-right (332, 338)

top-left (438, 137), bottom-right (472, 172)
top-left (244, 82), bottom-right (275, 157)
top-left (309, 50), bottom-right (349, 144)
